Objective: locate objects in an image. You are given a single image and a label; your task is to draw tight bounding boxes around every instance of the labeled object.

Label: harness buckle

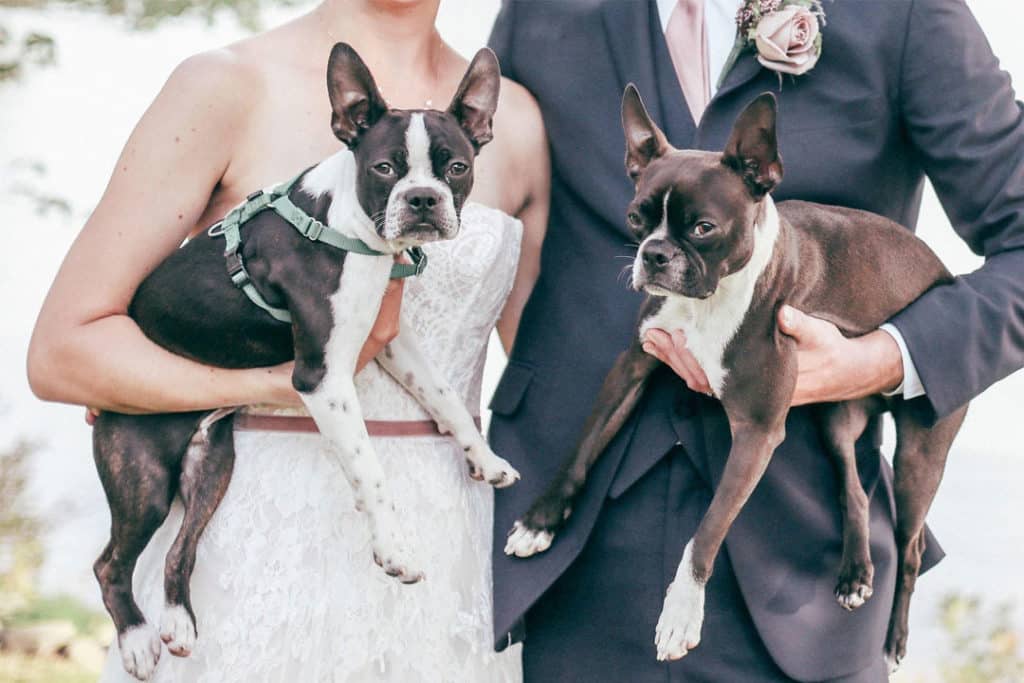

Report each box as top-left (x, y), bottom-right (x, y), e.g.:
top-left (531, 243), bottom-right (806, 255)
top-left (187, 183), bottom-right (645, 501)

top-left (304, 218), bottom-right (324, 242)
top-left (225, 252), bottom-right (245, 278)
top-left (246, 190), bottom-right (264, 202)
top-left (410, 247), bottom-right (427, 276)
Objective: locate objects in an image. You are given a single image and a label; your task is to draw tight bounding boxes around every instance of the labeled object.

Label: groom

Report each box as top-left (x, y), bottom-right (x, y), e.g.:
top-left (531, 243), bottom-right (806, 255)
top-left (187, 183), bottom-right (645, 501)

top-left (487, 1), bottom-right (1024, 681)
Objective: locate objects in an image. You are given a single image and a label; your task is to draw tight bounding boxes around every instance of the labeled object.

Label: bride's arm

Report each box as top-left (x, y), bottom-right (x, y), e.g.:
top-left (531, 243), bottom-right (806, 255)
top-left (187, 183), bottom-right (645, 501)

top-left (27, 52), bottom-right (292, 413)
top-left (496, 85), bottom-right (550, 354)
top-left (27, 51), bottom-right (397, 414)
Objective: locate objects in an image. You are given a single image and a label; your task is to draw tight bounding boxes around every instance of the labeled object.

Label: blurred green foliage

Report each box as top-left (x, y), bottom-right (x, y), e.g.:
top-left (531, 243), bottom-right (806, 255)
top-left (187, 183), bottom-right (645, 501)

top-left (5, 594), bottom-right (109, 636)
top-left (0, 652), bottom-right (97, 683)
top-left (937, 592), bottom-right (1024, 683)
top-left (0, 0), bottom-right (304, 82)
top-left (0, 439), bottom-right (45, 615)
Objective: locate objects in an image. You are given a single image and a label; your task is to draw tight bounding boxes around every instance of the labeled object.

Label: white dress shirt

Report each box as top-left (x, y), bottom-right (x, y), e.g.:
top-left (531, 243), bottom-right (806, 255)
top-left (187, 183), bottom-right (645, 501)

top-left (655, 0), bottom-right (925, 398)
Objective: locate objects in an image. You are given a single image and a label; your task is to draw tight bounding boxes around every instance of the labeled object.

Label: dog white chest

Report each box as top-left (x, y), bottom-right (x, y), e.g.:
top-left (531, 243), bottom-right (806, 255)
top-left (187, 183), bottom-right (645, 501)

top-left (639, 198), bottom-right (780, 397)
top-left (322, 253), bottom-right (393, 373)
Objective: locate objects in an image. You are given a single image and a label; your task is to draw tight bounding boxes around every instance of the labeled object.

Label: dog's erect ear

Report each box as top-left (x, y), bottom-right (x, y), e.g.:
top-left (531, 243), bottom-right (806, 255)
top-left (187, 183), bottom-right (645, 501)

top-left (447, 48), bottom-right (501, 153)
top-left (327, 43), bottom-right (389, 147)
top-left (622, 84), bottom-right (670, 183)
top-left (722, 93), bottom-right (783, 199)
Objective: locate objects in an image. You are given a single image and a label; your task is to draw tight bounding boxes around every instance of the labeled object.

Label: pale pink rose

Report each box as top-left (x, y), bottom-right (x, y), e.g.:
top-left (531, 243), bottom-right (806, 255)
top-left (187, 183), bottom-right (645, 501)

top-left (754, 6), bottom-right (821, 76)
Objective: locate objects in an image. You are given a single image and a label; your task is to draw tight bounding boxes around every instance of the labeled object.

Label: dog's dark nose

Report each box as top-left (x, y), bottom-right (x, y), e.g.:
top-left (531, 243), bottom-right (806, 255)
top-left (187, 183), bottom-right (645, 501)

top-left (407, 189), bottom-right (441, 212)
top-left (641, 239), bottom-right (674, 270)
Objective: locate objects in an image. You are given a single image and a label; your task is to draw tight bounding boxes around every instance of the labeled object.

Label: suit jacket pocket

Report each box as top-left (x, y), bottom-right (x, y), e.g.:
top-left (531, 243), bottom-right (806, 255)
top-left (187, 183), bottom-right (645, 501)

top-left (488, 361), bottom-right (535, 417)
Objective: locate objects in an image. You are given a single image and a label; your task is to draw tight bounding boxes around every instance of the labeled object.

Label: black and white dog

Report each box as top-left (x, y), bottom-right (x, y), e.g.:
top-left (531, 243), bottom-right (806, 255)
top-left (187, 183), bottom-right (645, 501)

top-left (505, 88), bottom-right (968, 669)
top-left (93, 44), bottom-right (517, 680)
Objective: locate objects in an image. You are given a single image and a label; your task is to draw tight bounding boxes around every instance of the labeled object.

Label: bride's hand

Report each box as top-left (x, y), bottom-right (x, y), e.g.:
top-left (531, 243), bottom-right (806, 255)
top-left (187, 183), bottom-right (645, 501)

top-left (357, 277), bottom-right (404, 371)
top-left (355, 254), bottom-right (409, 371)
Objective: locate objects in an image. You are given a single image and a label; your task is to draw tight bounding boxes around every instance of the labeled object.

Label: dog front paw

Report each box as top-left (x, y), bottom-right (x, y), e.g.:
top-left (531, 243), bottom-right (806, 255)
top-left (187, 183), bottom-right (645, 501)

top-left (655, 578), bottom-right (706, 661)
top-left (835, 559), bottom-right (874, 611)
top-left (504, 492), bottom-right (574, 558)
top-left (465, 446), bottom-right (520, 488)
top-left (371, 528), bottom-right (425, 584)
top-left (372, 547), bottom-right (426, 584)
top-left (119, 623), bottom-right (162, 680)
top-left (504, 520), bottom-right (555, 558)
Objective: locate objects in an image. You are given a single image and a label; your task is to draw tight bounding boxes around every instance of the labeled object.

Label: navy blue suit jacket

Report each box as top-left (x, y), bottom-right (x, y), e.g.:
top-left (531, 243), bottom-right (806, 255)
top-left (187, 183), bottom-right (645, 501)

top-left (488, 1), bottom-right (1024, 680)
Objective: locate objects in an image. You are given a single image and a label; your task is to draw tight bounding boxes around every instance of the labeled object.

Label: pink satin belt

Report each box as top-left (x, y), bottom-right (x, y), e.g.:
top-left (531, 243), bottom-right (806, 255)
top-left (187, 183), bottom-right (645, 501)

top-left (234, 413), bottom-right (481, 437)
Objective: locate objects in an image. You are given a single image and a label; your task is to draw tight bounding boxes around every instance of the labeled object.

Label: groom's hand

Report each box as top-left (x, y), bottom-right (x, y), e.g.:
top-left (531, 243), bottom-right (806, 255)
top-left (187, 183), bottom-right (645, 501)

top-left (642, 305), bottom-right (904, 405)
top-left (642, 329), bottom-right (713, 396)
top-left (777, 306), bottom-right (903, 405)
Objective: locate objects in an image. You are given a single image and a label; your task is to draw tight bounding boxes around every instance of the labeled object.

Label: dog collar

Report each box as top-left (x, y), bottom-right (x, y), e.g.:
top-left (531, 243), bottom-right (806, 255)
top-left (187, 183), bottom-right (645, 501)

top-left (206, 172), bottom-right (427, 324)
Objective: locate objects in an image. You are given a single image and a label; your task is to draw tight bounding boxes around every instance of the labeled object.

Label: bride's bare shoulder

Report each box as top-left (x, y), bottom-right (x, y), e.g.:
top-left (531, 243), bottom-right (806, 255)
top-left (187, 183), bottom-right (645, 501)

top-left (164, 16), bottom-right (319, 106)
top-left (444, 46), bottom-right (549, 213)
top-left (491, 76), bottom-right (548, 208)
top-left (160, 44), bottom-right (267, 115)
top-left (494, 76), bottom-right (545, 149)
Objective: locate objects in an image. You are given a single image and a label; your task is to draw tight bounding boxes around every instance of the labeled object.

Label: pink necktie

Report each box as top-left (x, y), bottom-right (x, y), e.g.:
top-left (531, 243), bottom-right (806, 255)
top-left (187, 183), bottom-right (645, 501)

top-left (666, 0), bottom-right (711, 123)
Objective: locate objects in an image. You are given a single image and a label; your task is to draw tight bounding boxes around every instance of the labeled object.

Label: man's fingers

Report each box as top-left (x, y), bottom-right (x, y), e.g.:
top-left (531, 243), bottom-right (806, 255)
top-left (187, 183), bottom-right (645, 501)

top-left (777, 305), bottom-right (807, 338)
top-left (644, 328), bottom-right (672, 347)
top-left (667, 329), bottom-right (712, 394)
top-left (644, 328), bottom-right (712, 394)
top-left (642, 341), bottom-right (664, 363)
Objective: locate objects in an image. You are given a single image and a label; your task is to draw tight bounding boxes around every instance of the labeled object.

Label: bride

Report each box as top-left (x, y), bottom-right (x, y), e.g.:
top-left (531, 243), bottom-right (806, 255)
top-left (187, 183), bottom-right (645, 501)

top-left (27, 1), bottom-right (549, 680)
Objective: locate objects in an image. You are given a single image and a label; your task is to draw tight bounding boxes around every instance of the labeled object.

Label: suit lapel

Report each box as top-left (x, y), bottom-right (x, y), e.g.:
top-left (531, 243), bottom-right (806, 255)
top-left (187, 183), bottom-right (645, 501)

top-left (601, 0), bottom-right (663, 132)
top-left (711, 44), bottom-right (765, 106)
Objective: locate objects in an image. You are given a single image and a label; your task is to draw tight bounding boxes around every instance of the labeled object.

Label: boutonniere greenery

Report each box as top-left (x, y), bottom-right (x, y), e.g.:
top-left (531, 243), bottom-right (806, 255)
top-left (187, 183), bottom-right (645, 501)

top-left (720, 0), bottom-right (825, 88)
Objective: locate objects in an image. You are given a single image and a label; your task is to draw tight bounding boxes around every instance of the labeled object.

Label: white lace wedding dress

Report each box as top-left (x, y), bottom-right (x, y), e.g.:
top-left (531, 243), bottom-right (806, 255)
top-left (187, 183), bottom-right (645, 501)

top-left (100, 203), bottom-right (523, 683)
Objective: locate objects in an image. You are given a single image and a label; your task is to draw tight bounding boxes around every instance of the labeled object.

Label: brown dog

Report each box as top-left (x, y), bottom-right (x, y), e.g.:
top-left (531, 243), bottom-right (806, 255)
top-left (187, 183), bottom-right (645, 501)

top-left (505, 88), bottom-right (967, 669)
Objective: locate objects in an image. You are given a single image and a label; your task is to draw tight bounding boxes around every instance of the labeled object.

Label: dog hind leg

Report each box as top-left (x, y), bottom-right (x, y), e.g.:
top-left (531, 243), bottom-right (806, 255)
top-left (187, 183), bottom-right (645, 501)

top-left (93, 411), bottom-right (203, 680)
top-left (160, 412), bottom-right (236, 658)
top-left (818, 397), bottom-right (884, 611)
top-left (884, 401), bottom-right (968, 671)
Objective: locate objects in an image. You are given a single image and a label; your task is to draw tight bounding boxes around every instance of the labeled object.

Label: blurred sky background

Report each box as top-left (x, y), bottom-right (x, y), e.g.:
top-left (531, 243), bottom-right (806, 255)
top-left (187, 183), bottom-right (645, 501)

top-left (1, 1), bottom-right (1022, 679)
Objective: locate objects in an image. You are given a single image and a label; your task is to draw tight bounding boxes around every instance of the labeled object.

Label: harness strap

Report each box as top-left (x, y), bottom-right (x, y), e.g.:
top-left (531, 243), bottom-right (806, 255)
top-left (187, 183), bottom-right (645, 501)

top-left (207, 173), bottom-right (427, 324)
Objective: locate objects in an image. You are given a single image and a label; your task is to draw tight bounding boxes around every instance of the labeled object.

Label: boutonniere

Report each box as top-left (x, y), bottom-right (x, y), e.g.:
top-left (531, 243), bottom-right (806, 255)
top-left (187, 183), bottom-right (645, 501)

top-left (719, 0), bottom-right (825, 88)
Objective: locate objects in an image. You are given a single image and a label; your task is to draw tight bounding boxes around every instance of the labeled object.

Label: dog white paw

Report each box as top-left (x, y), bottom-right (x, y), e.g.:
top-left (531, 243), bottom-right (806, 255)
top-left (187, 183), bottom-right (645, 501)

top-left (159, 604), bottom-right (197, 657)
top-left (504, 520), bottom-right (554, 557)
top-left (466, 447), bottom-right (520, 488)
top-left (835, 582), bottom-right (873, 611)
top-left (835, 561), bottom-right (874, 612)
top-left (119, 624), bottom-right (162, 680)
top-left (885, 653), bottom-right (901, 674)
top-left (372, 546), bottom-right (425, 584)
top-left (655, 579), bottom-right (706, 661)
top-left (655, 540), bottom-right (706, 662)
top-left (371, 527), bottom-right (425, 584)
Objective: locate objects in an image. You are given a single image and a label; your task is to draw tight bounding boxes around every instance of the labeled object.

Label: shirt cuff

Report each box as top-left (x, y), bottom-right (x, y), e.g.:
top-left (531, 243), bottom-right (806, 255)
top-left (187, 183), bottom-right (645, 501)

top-left (879, 323), bottom-right (926, 399)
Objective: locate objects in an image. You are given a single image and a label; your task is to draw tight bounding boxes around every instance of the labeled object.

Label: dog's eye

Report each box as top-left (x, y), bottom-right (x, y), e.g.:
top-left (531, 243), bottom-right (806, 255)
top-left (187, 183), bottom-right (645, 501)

top-left (627, 211), bottom-right (643, 228)
top-left (448, 162), bottom-right (469, 176)
top-left (692, 221), bottom-right (715, 238)
top-left (373, 162), bottom-right (395, 177)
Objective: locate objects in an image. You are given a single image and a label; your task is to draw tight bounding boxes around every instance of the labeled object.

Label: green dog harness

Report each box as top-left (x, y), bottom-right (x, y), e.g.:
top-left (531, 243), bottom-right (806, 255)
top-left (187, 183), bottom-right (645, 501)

top-left (207, 172), bottom-right (427, 324)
